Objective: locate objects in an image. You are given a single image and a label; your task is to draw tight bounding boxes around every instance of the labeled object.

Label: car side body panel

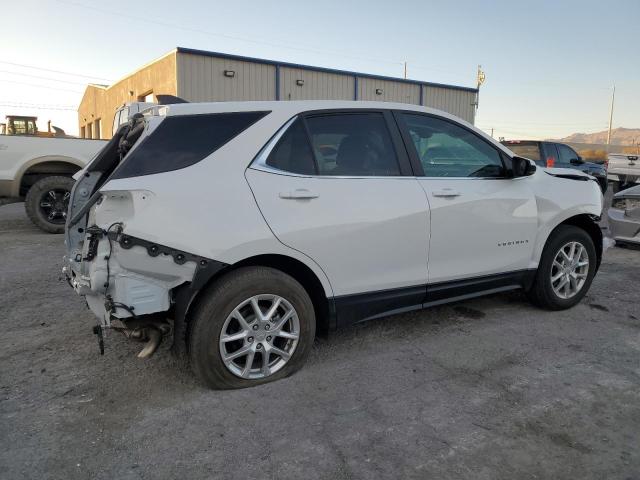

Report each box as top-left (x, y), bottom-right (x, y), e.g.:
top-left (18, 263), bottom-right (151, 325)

top-left (64, 100), bottom-right (603, 332)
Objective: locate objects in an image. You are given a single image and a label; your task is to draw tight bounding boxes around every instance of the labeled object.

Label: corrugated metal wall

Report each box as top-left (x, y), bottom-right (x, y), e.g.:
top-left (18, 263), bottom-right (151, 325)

top-left (177, 53), bottom-right (276, 102)
top-left (423, 86), bottom-right (476, 124)
top-left (357, 77), bottom-right (421, 105)
top-left (175, 50), bottom-right (477, 124)
top-left (280, 67), bottom-right (353, 100)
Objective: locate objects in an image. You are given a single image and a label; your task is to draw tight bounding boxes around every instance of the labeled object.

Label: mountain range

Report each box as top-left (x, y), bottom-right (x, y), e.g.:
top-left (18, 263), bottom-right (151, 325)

top-left (551, 127), bottom-right (640, 146)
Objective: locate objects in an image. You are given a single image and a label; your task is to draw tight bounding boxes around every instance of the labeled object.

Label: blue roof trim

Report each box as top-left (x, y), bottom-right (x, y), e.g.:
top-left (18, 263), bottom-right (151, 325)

top-left (176, 47), bottom-right (478, 94)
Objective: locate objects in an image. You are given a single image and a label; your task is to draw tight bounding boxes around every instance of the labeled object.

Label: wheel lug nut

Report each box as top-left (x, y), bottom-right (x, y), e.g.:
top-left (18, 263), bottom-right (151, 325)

top-left (256, 344), bottom-right (262, 350)
top-left (252, 324), bottom-right (259, 330)
top-left (266, 336), bottom-right (272, 341)
top-left (248, 337), bottom-right (253, 343)
top-left (265, 324), bottom-right (270, 330)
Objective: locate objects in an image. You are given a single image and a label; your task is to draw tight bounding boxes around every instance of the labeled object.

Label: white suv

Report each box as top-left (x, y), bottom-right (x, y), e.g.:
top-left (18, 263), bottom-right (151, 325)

top-left (64, 101), bottom-right (603, 389)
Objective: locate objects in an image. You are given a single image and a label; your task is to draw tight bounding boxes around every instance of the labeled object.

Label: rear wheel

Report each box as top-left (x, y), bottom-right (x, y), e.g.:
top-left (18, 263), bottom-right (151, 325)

top-left (528, 225), bottom-right (597, 310)
top-left (24, 176), bottom-right (74, 234)
top-left (189, 267), bottom-right (315, 389)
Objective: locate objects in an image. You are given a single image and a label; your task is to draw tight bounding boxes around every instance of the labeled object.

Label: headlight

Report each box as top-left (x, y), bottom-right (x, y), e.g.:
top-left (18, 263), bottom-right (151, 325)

top-left (612, 198), bottom-right (640, 210)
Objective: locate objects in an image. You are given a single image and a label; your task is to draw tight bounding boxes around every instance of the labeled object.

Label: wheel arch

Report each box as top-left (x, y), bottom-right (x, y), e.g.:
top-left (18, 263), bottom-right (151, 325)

top-left (16, 156), bottom-right (83, 197)
top-left (173, 253), bottom-right (334, 355)
top-left (537, 213), bottom-right (603, 272)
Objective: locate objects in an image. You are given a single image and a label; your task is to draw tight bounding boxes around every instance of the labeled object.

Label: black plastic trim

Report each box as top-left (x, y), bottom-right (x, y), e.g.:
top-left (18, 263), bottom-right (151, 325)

top-left (334, 285), bottom-right (426, 328)
top-left (333, 270), bottom-right (536, 328)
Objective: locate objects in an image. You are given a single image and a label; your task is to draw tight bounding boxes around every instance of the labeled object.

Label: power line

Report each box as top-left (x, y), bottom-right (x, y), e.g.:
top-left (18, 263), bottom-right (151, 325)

top-left (0, 103), bottom-right (77, 111)
top-left (0, 78), bottom-right (83, 94)
top-left (0, 69), bottom-right (90, 86)
top-left (53, 0), bottom-right (419, 70)
top-left (0, 60), bottom-right (113, 82)
top-left (56, 0), bottom-right (402, 66)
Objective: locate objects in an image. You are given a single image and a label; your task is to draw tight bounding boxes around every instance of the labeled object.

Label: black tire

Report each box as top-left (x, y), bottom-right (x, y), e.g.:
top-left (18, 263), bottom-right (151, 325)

top-left (189, 267), bottom-right (316, 389)
top-left (527, 225), bottom-right (597, 310)
top-left (24, 176), bottom-right (75, 234)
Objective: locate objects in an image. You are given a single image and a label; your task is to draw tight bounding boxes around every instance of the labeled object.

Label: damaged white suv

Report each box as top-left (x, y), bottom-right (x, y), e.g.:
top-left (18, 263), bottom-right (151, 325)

top-left (64, 101), bottom-right (603, 389)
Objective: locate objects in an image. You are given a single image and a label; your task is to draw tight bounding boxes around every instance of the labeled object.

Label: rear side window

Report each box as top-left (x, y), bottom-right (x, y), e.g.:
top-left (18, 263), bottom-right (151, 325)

top-left (112, 111), bottom-right (269, 179)
top-left (265, 112), bottom-right (400, 177)
top-left (504, 142), bottom-right (541, 162)
top-left (306, 113), bottom-right (400, 176)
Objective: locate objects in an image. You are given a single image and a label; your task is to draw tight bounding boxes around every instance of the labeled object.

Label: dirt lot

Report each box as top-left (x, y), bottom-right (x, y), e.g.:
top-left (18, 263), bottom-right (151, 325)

top-left (1, 201), bottom-right (639, 480)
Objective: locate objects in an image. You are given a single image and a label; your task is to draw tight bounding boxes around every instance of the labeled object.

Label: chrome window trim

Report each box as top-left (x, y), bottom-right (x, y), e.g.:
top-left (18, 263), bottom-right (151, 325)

top-left (249, 115), bottom-right (514, 181)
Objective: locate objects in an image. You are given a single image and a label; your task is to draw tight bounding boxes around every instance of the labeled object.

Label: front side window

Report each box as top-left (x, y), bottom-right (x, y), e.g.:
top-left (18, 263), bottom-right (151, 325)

top-left (557, 144), bottom-right (578, 165)
top-left (400, 113), bottom-right (505, 178)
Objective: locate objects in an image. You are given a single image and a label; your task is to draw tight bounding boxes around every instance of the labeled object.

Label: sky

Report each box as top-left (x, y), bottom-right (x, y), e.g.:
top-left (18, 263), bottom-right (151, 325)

top-left (1, 0), bottom-right (638, 140)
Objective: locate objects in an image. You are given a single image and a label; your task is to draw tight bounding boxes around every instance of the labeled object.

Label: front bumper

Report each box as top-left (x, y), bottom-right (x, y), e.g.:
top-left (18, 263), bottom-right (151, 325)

top-left (607, 208), bottom-right (640, 244)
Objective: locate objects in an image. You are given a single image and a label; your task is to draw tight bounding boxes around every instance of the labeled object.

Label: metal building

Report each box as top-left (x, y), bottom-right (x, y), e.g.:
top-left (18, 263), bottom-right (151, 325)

top-left (79, 47), bottom-right (479, 139)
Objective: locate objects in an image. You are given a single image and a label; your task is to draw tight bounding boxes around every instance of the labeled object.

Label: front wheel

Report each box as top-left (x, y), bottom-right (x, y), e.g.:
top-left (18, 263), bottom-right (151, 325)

top-left (24, 176), bottom-right (75, 234)
top-left (528, 225), bottom-right (597, 310)
top-left (189, 267), bottom-right (316, 389)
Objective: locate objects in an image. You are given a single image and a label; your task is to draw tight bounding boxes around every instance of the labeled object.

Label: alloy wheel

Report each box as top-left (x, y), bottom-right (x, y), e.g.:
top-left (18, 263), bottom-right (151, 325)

top-left (39, 189), bottom-right (70, 224)
top-left (219, 294), bottom-right (300, 379)
top-left (550, 241), bottom-right (589, 299)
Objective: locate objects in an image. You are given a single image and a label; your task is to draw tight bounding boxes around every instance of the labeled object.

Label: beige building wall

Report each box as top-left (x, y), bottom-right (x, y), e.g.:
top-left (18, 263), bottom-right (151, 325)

top-left (176, 52), bottom-right (276, 102)
top-left (424, 85), bottom-right (477, 124)
top-left (78, 48), bottom-right (479, 138)
top-left (357, 77), bottom-right (421, 105)
top-left (279, 67), bottom-right (353, 101)
top-left (77, 51), bottom-right (178, 139)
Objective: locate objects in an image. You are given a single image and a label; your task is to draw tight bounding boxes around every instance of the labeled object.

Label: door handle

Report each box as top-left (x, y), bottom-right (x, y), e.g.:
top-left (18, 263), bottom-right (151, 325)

top-left (432, 189), bottom-right (461, 197)
top-left (279, 189), bottom-right (319, 200)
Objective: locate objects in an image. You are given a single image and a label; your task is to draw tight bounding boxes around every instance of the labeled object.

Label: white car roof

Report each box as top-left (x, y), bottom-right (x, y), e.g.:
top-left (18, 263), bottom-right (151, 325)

top-left (163, 100), bottom-right (452, 121)
top-left (156, 100), bottom-right (512, 157)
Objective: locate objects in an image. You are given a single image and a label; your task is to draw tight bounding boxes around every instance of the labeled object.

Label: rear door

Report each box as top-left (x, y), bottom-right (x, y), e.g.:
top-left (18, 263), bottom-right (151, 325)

top-left (395, 111), bottom-right (538, 286)
top-left (246, 110), bottom-right (430, 322)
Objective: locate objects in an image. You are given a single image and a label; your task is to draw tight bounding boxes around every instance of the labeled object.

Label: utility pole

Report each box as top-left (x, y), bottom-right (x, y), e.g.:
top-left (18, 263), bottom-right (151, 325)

top-left (491, 128), bottom-right (494, 138)
top-left (607, 84), bottom-right (615, 152)
top-left (403, 62), bottom-right (407, 79)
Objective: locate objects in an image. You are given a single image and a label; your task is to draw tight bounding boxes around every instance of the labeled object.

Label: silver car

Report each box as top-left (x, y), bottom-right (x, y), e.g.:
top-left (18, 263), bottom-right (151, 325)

top-left (608, 185), bottom-right (640, 245)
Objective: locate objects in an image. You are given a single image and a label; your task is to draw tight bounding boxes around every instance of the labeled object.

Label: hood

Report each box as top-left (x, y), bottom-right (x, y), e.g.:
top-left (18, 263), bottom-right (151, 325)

top-left (582, 161), bottom-right (605, 171)
top-left (613, 184), bottom-right (640, 199)
top-left (544, 167), bottom-right (592, 178)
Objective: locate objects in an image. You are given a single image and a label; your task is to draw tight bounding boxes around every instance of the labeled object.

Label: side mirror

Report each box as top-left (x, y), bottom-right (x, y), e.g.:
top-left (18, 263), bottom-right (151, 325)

top-left (511, 156), bottom-right (536, 177)
top-left (570, 157), bottom-right (583, 165)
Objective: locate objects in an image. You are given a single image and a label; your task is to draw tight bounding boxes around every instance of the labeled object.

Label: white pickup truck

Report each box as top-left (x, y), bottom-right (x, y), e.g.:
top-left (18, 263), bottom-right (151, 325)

top-left (0, 103), bottom-right (152, 232)
top-left (608, 153), bottom-right (639, 192)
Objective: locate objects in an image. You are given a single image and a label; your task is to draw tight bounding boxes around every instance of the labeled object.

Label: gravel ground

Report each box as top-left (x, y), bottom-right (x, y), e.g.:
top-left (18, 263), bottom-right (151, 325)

top-left (1, 201), bottom-right (639, 480)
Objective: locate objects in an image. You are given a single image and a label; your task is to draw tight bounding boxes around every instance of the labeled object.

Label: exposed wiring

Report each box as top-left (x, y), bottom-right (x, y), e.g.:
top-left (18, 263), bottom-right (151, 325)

top-left (97, 222), bottom-right (137, 319)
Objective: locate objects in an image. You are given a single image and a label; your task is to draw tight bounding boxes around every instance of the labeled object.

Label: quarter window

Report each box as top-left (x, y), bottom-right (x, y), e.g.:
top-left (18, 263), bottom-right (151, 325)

top-left (400, 114), bottom-right (505, 178)
top-left (266, 119), bottom-right (316, 175)
top-left (112, 111), bottom-right (269, 179)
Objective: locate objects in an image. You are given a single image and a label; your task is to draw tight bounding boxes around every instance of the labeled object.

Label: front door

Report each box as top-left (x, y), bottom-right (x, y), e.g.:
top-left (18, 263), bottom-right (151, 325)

top-left (246, 111), bottom-right (430, 323)
top-left (395, 112), bottom-right (538, 286)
